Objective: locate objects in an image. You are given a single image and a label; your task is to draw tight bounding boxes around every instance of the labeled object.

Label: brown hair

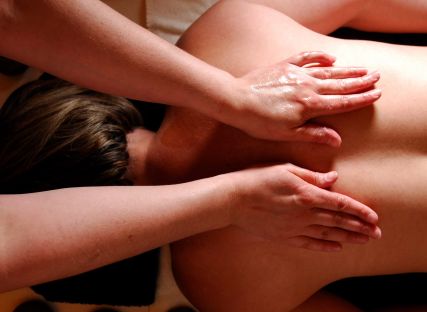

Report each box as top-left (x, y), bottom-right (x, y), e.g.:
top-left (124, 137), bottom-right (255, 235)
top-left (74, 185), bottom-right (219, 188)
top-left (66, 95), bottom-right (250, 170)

top-left (0, 79), bottom-right (144, 194)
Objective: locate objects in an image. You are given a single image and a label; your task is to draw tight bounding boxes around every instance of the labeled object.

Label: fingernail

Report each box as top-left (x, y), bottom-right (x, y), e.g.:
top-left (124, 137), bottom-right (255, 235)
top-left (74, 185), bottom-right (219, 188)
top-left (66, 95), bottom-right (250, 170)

top-left (367, 212), bottom-right (378, 223)
top-left (370, 71), bottom-right (380, 81)
top-left (327, 136), bottom-right (342, 148)
top-left (372, 227), bottom-right (382, 239)
top-left (324, 171), bottom-right (338, 182)
top-left (371, 89), bottom-right (382, 98)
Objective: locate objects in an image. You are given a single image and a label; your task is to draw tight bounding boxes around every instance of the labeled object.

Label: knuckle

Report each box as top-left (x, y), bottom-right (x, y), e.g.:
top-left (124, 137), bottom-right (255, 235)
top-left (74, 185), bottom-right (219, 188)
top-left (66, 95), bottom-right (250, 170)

top-left (340, 95), bottom-right (351, 106)
top-left (282, 163), bottom-right (296, 172)
top-left (338, 79), bottom-right (347, 91)
top-left (300, 93), bottom-right (320, 108)
top-left (336, 196), bottom-right (349, 211)
top-left (354, 223), bottom-right (370, 235)
top-left (281, 61), bottom-right (292, 70)
top-left (313, 172), bottom-right (322, 185)
top-left (322, 69), bottom-right (333, 79)
top-left (295, 186), bottom-right (315, 206)
top-left (276, 162), bottom-right (292, 173)
top-left (299, 95), bottom-right (311, 106)
top-left (320, 229), bottom-right (330, 240)
top-left (325, 100), bottom-right (335, 111)
top-left (311, 207), bottom-right (323, 217)
top-left (298, 79), bottom-right (313, 88)
top-left (276, 168), bottom-right (292, 182)
top-left (333, 212), bottom-right (345, 226)
top-left (301, 51), bottom-right (312, 60)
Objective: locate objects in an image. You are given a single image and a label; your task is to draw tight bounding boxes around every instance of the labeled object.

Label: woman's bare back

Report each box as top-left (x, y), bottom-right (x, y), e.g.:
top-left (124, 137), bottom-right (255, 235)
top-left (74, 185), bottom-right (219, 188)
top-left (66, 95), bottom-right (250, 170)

top-left (145, 2), bottom-right (427, 311)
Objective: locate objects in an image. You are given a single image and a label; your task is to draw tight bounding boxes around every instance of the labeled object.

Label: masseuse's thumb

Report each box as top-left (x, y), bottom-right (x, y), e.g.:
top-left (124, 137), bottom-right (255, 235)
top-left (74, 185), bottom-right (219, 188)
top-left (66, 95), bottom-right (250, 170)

top-left (293, 124), bottom-right (342, 147)
top-left (284, 164), bottom-right (338, 188)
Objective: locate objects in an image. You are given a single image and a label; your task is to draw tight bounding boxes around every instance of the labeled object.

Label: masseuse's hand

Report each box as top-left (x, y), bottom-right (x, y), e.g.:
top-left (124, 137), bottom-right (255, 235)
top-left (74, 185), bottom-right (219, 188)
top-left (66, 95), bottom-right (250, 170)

top-left (228, 164), bottom-right (381, 252)
top-left (224, 51), bottom-right (381, 146)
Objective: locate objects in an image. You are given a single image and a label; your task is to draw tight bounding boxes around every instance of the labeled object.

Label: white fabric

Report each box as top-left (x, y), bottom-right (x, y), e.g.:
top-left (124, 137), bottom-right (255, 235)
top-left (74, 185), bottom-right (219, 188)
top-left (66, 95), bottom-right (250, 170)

top-left (146, 0), bottom-right (218, 44)
top-left (149, 245), bottom-right (195, 311)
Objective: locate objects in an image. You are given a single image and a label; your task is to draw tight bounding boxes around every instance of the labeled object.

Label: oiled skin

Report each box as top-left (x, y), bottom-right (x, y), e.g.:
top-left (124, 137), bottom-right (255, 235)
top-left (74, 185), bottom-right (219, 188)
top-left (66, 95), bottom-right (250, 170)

top-left (144, 2), bottom-right (427, 311)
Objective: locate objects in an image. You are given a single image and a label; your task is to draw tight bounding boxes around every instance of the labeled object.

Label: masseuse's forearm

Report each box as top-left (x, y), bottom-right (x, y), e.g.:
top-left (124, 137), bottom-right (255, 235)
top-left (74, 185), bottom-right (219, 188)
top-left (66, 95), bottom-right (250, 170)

top-left (0, 0), bottom-right (383, 144)
top-left (0, 179), bottom-right (230, 293)
top-left (0, 0), bottom-right (231, 112)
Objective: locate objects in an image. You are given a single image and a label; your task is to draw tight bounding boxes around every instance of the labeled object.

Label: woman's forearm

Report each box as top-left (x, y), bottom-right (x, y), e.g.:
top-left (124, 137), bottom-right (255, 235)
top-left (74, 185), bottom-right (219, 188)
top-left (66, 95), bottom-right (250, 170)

top-left (0, 179), bottom-right (230, 292)
top-left (245, 0), bottom-right (427, 34)
top-left (348, 0), bottom-right (427, 33)
top-left (0, 0), bottom-right (232, 111)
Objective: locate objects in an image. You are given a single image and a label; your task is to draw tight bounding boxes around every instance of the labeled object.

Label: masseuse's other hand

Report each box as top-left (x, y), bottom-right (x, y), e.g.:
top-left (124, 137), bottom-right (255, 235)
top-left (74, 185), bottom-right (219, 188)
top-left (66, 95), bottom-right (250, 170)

top-left (228, 51), bottom-right (381, 146)
top-left (228, 164), bottom-right (381, 252)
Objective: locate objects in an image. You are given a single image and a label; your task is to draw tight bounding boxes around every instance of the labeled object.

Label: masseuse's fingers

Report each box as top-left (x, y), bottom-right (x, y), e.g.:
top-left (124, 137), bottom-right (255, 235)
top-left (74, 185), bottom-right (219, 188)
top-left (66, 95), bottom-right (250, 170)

top-left (282, 164), bottom-right (338, 188)
top-left (292, 123), bottom-right (342, 147)
top-left (296, 186), bottom-right (379, 225)
top-left (309, 89), bottom-right (382, 118)
top-left (311, 208), bottom-right (381, 239)
top-left (230, 51), bottom-right (381, 143)
top-left (287, 236), bottom-right (343, 252)
top-left (316, 71), bottom-right (380, 95)
top-left (304, 225), bottom-right (370, 244)
top-left (286, 51), bottom-right (336, 67)
top-left (307, 67), bottom-right (368, 79)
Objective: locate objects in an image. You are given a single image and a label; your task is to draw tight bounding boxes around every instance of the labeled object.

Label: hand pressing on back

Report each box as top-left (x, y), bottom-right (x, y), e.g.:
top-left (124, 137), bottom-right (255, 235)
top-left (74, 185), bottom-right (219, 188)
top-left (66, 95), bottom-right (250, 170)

top-left (226, 163), bottom-right (381, 252)
top-left (221, 51), bottom-right (380, 146)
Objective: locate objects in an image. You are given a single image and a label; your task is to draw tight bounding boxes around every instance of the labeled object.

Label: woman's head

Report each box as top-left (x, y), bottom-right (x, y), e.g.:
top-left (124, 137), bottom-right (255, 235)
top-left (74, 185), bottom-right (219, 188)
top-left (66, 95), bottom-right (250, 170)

top-left (0, 78), bottom-right (146, 194)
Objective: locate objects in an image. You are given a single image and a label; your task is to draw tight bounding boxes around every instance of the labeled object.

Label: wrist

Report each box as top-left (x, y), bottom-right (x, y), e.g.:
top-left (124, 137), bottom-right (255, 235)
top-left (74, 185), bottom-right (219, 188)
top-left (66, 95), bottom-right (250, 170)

top-left (183, 66), bottom-right (239, 121)
top-left (193, 71), bottom-right (257, 136)
top-left (188, 172), bottom-right (242, 232)
top-left (206, 72), bottom-right (243, 124)
top-left (209, 170), bottom-right (249, 229)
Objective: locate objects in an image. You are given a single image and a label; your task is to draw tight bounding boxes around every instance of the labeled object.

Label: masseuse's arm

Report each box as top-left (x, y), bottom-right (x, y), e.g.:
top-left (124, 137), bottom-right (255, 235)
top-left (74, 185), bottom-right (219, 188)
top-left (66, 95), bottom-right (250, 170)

top-left (0, 164), bottom-right (380, 293)
top-left (0, 0), bottom-right (380, 145)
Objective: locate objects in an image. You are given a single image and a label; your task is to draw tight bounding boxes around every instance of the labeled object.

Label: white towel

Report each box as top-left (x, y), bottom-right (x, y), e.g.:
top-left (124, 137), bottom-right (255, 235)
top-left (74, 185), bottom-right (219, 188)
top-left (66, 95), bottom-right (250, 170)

top-left (146, 0), bottom-right (217, 44)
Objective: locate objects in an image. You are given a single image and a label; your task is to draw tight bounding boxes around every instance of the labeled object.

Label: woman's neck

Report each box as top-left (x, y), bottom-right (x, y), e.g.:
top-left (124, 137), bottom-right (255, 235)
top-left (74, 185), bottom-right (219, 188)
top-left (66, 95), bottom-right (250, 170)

top-left (145, 107), bottom-right (336, 185)
top-left (126, 127), bottom-right (156, 185)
